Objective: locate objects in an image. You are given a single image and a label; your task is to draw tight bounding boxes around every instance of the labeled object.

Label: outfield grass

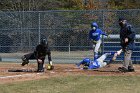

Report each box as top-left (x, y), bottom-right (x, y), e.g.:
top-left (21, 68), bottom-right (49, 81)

top-left (0, 75), bottom-right (140, 93)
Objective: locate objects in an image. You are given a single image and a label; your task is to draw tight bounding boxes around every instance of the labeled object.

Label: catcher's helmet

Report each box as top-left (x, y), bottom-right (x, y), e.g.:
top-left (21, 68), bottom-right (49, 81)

top-left (41, 39), bottom-right (47, 45)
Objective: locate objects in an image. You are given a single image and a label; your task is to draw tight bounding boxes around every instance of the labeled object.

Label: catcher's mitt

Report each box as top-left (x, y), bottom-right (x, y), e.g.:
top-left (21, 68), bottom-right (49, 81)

top-left (47, 65), bottom-right (54, 70)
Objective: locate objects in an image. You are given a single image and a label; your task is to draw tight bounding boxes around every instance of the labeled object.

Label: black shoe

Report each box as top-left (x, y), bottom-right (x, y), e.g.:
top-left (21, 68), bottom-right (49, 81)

top-left (128, 66), bottom-right (135, 72)
top-left (37, 69), bottom-right (44, 72)
top-left (118, 67), bottom-right (128, 72)
top-left (128, 69), bottom-right (135, 72)
top-left (21, 56), bottom-right (29, 66)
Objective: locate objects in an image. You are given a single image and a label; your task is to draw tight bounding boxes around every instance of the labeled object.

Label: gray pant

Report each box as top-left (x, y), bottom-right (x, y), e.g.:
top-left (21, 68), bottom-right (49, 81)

top-left (123, 50), bottom-right (133, 69)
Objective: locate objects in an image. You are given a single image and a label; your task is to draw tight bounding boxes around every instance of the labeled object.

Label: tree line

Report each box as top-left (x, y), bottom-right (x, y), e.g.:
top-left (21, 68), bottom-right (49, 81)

top-left (0, 0), bottom-right (140, 11)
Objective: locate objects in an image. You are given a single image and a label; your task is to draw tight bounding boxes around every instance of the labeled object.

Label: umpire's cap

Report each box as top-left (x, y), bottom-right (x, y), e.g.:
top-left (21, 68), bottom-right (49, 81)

top-left (119, 17), bottom-right (126, 22)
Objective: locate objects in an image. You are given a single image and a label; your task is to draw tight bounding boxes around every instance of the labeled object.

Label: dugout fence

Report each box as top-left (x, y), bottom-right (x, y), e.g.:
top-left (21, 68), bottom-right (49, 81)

top-left (0, 9), bottom-right (140, 63)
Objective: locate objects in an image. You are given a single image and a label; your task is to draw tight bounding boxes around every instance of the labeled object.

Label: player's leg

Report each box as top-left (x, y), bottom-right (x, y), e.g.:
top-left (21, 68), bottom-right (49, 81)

top-left (97, 52), bottom-right (115, 67)
top-left (128, 59), bottom-right (135, 72)
top-left (46, 50), bottom-right (54, 70)
top-left (97, 53), bottom-right (112, 62)
top-left (123, 50), bottom-right (131, 69)
top-left (21, 52), bottom-right (36, 66)
top-left (92, 42), bottom-right (96, 54)
top-left (37, 58), bottom-right (45, 72)
top-left (118, 50), bottom-right (134, 72)
top-left (47, 50), bottom-right (53, 65)
top-left (94, 39), bottom-right (101, 59)
top-left (124, 50), bottom-right (134, 71)
top-left (96, 53), bottom-right (109, 67)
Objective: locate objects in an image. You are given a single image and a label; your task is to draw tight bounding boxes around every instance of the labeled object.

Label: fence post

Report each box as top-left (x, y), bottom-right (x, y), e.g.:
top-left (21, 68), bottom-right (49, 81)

top-left (101, 10), bottom-right (105, 55)
top-left (69, 41), bottom-right (71, 54)
top-left (38, 12), bottom-right (41, 44)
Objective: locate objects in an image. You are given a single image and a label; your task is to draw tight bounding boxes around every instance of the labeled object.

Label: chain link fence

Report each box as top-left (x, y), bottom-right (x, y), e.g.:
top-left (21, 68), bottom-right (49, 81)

top-left (0, 10), bottom-right (140, 63)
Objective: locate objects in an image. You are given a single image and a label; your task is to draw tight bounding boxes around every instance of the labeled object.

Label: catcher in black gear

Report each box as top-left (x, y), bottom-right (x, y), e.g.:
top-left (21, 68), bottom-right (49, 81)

top-left (21, 39), bottom-right (53, 72)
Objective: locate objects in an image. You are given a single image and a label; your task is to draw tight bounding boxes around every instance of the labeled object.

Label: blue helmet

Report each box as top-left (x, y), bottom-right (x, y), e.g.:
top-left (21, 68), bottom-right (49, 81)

top-left (91, 22), bottom-right (98, 30)
top-left (83, 58), bottom-right (90, 64)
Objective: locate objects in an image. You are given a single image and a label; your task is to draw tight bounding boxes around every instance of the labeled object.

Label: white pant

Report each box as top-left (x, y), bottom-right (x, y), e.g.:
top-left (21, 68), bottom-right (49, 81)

top-left (92, 39), bottom-right (101, 53)
top-left (97, 53), bottom-right (108, 68)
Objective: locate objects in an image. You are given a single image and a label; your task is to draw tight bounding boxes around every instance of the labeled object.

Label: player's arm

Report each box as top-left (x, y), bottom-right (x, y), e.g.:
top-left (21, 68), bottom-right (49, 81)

top-left (112, 49), bottom-right (123, 61)
top-left (88, 30), bottom-right (92, 40)
top-left (127, 25), bottom-right (136, 41)
top-left (45, 46), bottom-right (54, 70)
top-left (100, 29), bottom-right (108, 36)
top-left (107, 49), bottom-right (123, 65)
top-left (44, 44), bottom-right (53, 65)
top-left (47, 50), bottom-right (52, 65)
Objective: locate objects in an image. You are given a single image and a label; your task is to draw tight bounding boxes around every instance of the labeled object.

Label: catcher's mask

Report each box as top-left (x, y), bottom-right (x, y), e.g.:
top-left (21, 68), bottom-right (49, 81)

top-left (41, 39), bottom-right (47, 45)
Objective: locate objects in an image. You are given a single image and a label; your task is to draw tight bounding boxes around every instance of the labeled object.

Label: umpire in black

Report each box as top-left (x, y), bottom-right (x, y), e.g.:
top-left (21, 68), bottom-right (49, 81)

top-left (21, 38), bottom-right (53, 72)
top-left (118, 17), bottom-right (136, 72)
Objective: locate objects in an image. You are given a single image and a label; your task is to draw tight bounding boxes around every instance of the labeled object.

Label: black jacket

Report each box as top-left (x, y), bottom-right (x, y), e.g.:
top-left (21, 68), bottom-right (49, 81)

top-left (120, 23), bottom-right (136, 50)
top-left (35, 43), bottom-right (51, 59)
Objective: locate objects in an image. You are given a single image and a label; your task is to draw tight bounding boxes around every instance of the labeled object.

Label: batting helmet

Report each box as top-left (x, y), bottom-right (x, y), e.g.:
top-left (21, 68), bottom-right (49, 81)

top-left (82, 58), bottom-right (90, 66)
top-left (91, 22), bottom-right (98, 30)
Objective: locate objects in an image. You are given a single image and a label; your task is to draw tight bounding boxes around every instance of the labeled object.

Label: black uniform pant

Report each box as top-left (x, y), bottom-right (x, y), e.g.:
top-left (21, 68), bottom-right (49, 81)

top-left (24, 52), bottom-right (36, 60)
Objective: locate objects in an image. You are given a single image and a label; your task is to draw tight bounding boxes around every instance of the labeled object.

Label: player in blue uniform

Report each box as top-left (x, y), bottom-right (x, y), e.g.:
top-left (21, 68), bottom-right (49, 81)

top-left (76, 50), bottom-right (122, 69)
top-left (76, 53), bottom-right (112, 69)
top-left (89, 22), bottom-right (108, 59)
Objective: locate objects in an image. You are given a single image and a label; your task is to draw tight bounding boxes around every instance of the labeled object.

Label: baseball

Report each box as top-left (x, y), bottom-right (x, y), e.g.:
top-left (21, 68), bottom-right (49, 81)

top-left (47, 65), bottom-right (51, 69)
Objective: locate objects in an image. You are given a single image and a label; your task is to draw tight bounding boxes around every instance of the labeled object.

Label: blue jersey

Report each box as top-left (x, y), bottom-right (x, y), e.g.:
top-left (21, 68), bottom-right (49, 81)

top-left (88, 60), bottom-right (100, 69)
top-left (89, 22), bottom-right (107, 41)
top-left (77, 58), bottom-right (100, 69)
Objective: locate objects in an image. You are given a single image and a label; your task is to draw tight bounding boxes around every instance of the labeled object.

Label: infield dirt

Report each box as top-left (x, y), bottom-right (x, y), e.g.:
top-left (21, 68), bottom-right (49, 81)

top-left (0, 63), bottom-right (140, 84)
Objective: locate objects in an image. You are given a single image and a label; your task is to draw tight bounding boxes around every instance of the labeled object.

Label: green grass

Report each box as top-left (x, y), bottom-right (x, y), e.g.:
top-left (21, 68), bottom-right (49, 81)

top-left (0, 75), bottom-right (140, 93)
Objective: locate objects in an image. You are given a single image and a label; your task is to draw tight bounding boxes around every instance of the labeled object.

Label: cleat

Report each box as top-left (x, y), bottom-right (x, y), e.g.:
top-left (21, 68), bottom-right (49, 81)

top-left (128, 69), bottom-right (135, 72)
top-left (37, 69), bottom-right (44, 72)
top-left (21, 56), bottom-right (29, 66)
top-left (128, 66), bottom-right (135, 72)
top-left (118, 67), bottom-right (128, 72)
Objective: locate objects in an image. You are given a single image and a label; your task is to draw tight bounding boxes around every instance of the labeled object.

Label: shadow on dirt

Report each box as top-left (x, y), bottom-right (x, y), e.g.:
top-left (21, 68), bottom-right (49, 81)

top-left (8, 69), bottom-right (35, 72)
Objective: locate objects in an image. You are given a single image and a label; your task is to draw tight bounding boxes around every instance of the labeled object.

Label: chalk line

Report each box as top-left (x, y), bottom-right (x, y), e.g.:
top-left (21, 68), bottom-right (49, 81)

top-left (0, 73), bottom-right (43, 79)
